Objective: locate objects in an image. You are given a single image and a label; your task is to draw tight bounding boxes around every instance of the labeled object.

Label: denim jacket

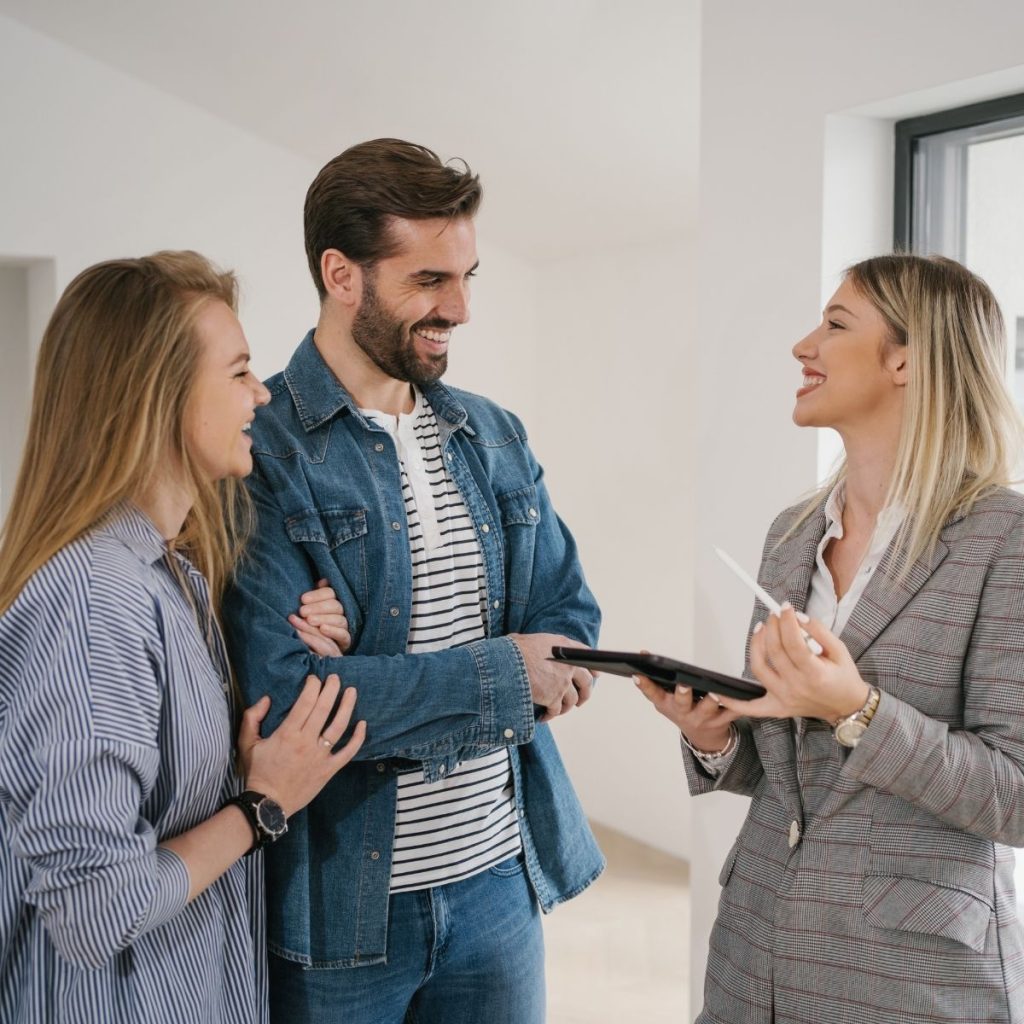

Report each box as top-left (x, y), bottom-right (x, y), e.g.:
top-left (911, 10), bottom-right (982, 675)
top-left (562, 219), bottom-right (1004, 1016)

top-left (222, 331), bottom-right (604, 968)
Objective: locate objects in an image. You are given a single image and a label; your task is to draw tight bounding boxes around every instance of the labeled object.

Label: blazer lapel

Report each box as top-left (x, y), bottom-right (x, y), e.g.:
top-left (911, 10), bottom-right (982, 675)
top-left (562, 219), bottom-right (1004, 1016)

top-left (773, 505), bottom-right (827, 614)
top-left (754, 505), bottom-right (828, 820)
top-left (839, 532), bottom-right (949, 664)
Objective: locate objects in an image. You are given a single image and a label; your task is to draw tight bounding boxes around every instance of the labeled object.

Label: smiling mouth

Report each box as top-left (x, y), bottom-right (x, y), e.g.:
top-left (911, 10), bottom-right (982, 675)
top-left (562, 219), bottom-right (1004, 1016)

top-left (413, 325), bottom-right (453, 357)
top-left (414, 326), bottom-right (452, 347)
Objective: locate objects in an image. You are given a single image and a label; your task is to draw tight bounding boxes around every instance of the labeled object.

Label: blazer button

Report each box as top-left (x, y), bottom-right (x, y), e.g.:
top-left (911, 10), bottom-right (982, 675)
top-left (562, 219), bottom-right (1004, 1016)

top-left (788, 820), bottom-right (801, 848)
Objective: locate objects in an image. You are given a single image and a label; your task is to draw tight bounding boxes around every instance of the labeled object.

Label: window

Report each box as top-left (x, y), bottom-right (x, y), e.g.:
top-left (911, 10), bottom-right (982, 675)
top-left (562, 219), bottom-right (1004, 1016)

top-left (895, 92), bottom-right (1024, 407)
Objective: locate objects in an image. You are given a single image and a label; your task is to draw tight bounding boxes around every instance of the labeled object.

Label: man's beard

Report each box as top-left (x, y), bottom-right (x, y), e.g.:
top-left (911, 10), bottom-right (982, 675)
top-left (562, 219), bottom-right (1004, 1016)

top-left (351, 274), bottom-right (450, 386)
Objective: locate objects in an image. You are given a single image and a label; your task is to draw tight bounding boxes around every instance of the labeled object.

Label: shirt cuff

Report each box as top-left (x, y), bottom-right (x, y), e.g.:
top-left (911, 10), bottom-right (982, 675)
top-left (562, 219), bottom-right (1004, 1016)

top-left (139, 846), bottom-right (191, 934)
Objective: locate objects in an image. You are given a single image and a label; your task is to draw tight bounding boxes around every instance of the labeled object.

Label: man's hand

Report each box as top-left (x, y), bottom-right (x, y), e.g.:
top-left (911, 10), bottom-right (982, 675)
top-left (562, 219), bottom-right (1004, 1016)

top-left (509, 633), bottom-right (595, 723)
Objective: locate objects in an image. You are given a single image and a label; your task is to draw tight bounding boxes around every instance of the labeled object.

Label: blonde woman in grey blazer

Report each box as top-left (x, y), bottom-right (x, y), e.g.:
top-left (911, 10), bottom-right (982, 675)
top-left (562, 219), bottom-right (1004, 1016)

top-left (640, 255), bottom-right (1024, 1023)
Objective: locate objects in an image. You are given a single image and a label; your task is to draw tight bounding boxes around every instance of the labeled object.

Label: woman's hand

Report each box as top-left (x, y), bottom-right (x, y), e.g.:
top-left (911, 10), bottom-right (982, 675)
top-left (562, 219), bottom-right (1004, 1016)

top-left (635, 676), bottom-right (741, 754)
top-left (715, 605), bottom-right (869, 722)
top-left (289, 579), bottom-right (351, 657)
top-left (237, 674), bottom-right (366, 817)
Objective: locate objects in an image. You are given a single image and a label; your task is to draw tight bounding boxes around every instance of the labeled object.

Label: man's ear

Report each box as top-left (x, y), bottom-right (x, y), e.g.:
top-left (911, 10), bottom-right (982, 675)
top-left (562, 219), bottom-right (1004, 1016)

top-left (320, 250), bottom-right (364, 309)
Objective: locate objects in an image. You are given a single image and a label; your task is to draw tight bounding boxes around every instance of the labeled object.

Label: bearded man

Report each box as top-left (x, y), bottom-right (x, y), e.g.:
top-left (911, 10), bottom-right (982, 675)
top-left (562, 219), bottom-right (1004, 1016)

top-left (223, 139), bottom-right (603, 1024)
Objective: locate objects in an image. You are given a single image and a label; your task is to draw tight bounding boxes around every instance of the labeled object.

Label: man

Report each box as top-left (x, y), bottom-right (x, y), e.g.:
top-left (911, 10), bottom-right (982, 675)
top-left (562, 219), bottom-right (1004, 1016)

top-left (223, 138), bottom-right (603, 1023)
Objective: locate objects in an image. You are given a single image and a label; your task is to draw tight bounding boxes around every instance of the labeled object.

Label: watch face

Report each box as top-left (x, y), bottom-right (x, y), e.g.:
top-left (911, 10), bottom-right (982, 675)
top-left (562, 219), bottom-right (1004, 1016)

top-left (835, 720), bottom-right (866, 748)
top-left (255, 798), bottom-right (287, 836)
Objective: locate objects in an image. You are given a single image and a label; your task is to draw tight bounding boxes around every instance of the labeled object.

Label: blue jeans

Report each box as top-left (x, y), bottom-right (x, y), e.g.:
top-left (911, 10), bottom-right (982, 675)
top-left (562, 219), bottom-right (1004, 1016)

top-left (268, 856), bottom-right (545, 1024)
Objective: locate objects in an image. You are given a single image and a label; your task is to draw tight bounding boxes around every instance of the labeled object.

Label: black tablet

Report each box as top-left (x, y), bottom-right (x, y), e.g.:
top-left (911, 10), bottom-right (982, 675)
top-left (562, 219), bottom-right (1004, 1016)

top-left (549, 647), bottom-right (766, 701)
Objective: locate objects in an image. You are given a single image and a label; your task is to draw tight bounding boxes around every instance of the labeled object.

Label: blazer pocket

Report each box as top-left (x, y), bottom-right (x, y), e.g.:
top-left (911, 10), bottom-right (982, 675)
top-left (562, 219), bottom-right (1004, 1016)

top-left (862, 874), bottom-right (992, 953)
top-left (718, 841), bottom-right (740, 887)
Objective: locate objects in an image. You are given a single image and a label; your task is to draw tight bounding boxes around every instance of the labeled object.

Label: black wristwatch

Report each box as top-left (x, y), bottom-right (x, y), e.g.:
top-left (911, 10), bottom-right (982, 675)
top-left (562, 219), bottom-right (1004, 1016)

top-left (224, 790), bottom-right (288, 854)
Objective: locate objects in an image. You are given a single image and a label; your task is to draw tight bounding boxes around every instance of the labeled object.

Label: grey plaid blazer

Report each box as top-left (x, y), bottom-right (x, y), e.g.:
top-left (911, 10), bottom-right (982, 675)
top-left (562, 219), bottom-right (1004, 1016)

top-left (688, 488), bottom-right (1024, 1024)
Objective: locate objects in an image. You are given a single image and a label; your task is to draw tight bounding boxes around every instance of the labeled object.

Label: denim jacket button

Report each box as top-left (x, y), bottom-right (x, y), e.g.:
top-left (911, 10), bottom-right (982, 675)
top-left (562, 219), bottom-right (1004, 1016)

top-left (374, 442), bottom-right (385, 452)
top-left (503, 728), bottom-right (515, 739)
top-left (391, 521), bottom-right (401, 531)
top-left (376, 763), bottom-right (386, 773)
top-left (371, 851), bottom-right (381, 861)
top-left (492, 599), bottom-right (500, 609)
top-left (528, 508), bottom-right (538, 518)
top-left (389, 607), bottom-right (400, 617)
top-left (481, 523), bottom-right (490, 534)
top-left (446, 452), bottom-right (453, 461)
top-left (438, 765), bottom-right (447, 776)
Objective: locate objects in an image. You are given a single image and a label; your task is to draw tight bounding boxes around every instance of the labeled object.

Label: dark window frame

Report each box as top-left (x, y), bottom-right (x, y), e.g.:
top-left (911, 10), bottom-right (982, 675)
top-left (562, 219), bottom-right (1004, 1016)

top-left (894, 91), bottom-right (1024, 250)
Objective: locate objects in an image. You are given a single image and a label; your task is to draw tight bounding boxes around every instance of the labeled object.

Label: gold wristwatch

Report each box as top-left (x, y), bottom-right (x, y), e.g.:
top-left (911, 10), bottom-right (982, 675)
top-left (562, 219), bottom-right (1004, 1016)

top-left (833, 687), bottom-right (880, 748)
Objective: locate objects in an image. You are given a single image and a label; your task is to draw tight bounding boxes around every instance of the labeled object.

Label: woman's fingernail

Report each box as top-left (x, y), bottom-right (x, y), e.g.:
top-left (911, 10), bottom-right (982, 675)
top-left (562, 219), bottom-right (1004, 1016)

top-left (796, 612), bottom-right (809, 624)
top-left (753, 621), bottom-right (764, 634)
top-left (781, 601), bottom-right (792, 611)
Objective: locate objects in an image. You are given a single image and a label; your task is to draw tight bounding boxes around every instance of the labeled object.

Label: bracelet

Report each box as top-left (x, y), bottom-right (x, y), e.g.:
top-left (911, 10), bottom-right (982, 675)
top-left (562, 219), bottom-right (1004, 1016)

top-left (681, 725), bottom-right (737, 767)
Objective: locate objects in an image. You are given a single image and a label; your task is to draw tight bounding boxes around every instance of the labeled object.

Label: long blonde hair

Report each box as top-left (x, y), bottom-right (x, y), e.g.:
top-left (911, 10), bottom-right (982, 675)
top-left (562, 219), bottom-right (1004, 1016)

top-left (803, 254), bottom-right (1023, 573)
top-left (0, 250), bottom-right (252, 614)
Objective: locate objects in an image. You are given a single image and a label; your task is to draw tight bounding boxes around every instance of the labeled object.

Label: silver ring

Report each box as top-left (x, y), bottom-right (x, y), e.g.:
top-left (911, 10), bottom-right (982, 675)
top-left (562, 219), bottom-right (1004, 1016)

top-left (319, 737), bottom-right (333, 749)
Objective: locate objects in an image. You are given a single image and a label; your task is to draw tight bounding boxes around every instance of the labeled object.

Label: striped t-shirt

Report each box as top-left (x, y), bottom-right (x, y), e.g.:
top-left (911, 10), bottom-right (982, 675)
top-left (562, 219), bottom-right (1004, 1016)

top-left (361, 390), bottom-right (522, 893)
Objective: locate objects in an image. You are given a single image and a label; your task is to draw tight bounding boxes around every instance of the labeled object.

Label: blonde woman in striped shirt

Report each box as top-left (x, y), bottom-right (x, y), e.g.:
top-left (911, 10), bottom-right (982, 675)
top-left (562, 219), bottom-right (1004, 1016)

top-left (0, 251), bottom-right (365, 1023)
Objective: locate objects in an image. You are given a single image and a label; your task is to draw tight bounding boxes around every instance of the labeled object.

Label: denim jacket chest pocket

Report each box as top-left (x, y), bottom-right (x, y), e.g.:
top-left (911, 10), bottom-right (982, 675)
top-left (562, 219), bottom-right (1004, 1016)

top-left (497, 486), bottom-right (540, 607)
top-left (284, 506), bottom-right (370, 625)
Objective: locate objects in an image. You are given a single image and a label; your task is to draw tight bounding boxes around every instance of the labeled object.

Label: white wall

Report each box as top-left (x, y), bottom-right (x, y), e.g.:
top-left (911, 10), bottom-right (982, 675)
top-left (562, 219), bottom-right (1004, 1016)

top-left (445, 239), bottom-right (540, 428)
top-left (0, 14), bottom-right (540, 490)
top-left (0, 258), bottom-right (55, 517)
top-left (693, 1), bottom-right (1024, 1015)
top-left (528, 237), bottom-right (696, 858)
top-left (0, 264), bottom-right (29, 517)
top-left (0, 16), bottom-right (308, 375)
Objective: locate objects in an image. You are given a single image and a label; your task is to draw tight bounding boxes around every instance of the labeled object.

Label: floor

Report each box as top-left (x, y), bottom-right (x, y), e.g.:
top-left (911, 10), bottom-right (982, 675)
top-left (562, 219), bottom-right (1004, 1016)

top-left (544, 823), bottom-right (690, 1023)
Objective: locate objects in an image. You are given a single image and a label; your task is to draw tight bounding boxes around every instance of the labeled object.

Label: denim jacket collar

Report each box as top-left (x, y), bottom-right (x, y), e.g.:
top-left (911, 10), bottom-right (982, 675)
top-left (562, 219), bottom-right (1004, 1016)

top-left (284, 329), bottom-right (475, 437)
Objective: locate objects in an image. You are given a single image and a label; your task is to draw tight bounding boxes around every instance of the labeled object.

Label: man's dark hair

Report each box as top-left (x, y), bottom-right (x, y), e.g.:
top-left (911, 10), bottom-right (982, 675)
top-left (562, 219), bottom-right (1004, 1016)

top-left (304, 138), bottom-right (483, 300)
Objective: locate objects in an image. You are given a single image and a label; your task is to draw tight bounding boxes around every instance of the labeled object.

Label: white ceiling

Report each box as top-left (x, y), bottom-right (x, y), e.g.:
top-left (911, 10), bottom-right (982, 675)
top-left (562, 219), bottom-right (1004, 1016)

top-left (0, 0), bottom-right (701, 263)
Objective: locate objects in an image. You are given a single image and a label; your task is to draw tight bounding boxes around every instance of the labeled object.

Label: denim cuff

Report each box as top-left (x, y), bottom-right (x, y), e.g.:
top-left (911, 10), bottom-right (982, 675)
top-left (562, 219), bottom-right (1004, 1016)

top-left (469, 636), bottom-right (535, 748)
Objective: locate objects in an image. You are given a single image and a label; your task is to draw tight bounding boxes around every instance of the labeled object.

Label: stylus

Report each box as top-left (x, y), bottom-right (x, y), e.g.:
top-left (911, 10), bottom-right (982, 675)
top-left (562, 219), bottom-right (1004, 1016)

top-left (713, 546), bottom-right (824, 656)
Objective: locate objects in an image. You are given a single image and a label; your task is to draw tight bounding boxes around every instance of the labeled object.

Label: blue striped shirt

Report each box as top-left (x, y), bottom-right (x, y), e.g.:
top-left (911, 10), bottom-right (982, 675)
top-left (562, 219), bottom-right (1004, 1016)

top-left (0, 506), bottom-right (267, 1023)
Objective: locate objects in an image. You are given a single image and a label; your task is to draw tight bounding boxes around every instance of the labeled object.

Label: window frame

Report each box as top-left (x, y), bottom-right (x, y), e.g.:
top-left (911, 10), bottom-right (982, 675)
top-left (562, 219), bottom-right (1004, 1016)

top-left (893, 91), bottom-right (1024, 251)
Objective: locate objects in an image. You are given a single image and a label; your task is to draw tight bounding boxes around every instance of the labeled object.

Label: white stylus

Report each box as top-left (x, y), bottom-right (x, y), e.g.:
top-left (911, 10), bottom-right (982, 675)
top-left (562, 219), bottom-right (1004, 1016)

top-left (714, 546), bottom-right (824, 656)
